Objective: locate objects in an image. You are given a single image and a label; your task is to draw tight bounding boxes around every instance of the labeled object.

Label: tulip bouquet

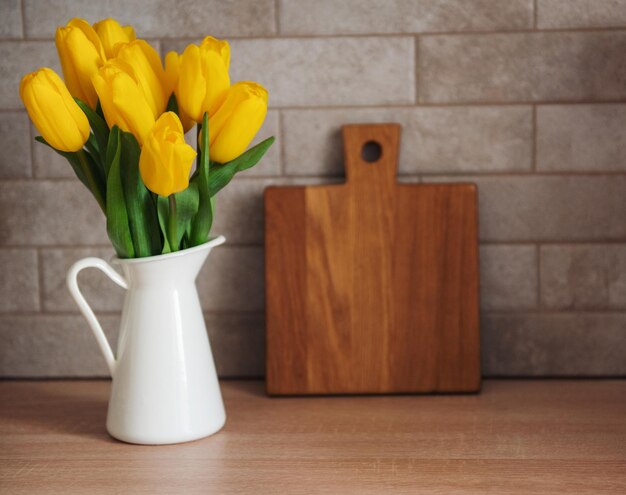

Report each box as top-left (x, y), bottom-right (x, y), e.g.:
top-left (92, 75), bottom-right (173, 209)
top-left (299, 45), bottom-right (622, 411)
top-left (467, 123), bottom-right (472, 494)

top-left (20, 18), bottom-right (273, 258)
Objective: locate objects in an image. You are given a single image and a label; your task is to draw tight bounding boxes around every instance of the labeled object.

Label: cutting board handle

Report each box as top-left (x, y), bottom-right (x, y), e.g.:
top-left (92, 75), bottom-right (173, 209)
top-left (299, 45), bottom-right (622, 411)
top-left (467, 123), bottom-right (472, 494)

top-left (342, 123), bottom-right (401, 186)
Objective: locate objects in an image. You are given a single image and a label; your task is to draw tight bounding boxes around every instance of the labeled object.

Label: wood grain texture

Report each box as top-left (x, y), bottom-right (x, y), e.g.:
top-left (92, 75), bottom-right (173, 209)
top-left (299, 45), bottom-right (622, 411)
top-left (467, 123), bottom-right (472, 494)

top-left (1, 380), bottom-right (625, 495)
top-left (265, 124), bottom-right (480, 395)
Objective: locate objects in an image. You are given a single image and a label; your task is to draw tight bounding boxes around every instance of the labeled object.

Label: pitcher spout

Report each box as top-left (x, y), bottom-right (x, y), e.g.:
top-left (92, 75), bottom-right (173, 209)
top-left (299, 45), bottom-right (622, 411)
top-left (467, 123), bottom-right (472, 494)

top-left (115, 236), bottom-right (226, 286)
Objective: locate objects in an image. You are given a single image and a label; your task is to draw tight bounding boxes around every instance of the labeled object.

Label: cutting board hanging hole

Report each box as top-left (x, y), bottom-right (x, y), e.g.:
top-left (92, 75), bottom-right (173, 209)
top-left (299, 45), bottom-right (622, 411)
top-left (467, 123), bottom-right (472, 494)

top-left (361, 140), bottom-right (382, 163)
top-left (343, 124), bottom-right (400, 185)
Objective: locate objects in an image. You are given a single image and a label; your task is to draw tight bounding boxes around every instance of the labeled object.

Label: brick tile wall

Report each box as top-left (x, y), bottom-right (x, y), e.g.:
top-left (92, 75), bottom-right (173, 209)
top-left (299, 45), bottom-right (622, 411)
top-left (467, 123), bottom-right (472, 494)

top-left (1, 0), bottom-right (624, 377)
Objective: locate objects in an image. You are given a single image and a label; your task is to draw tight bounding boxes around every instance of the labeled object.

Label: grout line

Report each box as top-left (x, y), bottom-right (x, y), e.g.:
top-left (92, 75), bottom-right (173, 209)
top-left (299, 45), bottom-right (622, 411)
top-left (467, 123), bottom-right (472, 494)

top-left (0, 177), bottom-right (83, 183)
top-left (0, 310), bottom-right (267, 317)
top-left (481, 240), bottom-right (626, 246)
top-left (480, 241), bottom-right (537, 247)
top-left (277, 110), bottom-right (286, 175)
top-left (158, 38), bottom-right (165, 60)
top-left (15, 25), bottom-right (626, 43)
top-left (2, 241), bottom-right (626, 251)
top-left (3, 170), bottom-right (626, 186)
top-left (531, 105), bottom-right (538, 172)
top-left (414, 35), bottom-right (420, 104)
top-left (483, 309), bottom-right (626, 316)
top-left (274, 0), bottom-right (281, 35)
top-left (19, 0), bottom-right (25, 39)
top-left (536, 243), bottom-right (542, 311)
top-left (3, 170), bottom-right (626, 188)
top-left (0, 242), bottom-right (267, 249)
top-left (5, 101), bottom-right (626, 114)
top-left (27, 109), bottom-right (35, 178)
top-left (483, 239), bottom-right (626, 246)
top-left (151, 39), bottom-right (162, 58)
top-left (265, 100), bottom-right (626, 110)
top-left (0, 37), bottom-right (47, 42)
top-left (484, 240), bottom-right (626, 246)
top-left (36, 248), bottom-right (43, 313)
top-left (409, 170), bottom-right (626, 177)
top-left (3, 309), bottom-right (625, 318)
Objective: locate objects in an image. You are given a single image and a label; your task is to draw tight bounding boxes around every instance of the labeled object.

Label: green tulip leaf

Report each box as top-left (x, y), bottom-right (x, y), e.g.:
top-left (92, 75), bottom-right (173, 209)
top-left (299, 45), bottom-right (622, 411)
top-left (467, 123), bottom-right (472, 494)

top-left (157, 205), bottom-right (172, 254)
top-left (157, 183), bottom-right (200, 253)
top-left (82, 149), bottom-right (107, 210)
top-left (84, 134), bottom-right (100, 162)
top-left (34, 136), bottom-right (89, 189)
top-left (208, 136), bottom-right (275, 197)
top-left (75, 98), bottom-right (109, 172)
top-left (189, 112), bottom-right (214, 247)
top-left (105, 127), bottom-right (134, 258)
top-left (181, 230), bottom-right (190, 250)
top-left (166, 93), bottom-right (179, 114)
top-left (96, 100), bottom-right (106, 121)
top-left (104, 124), bottom-right (119, 179)
top-left (34, 136), bottom-right (106, 212)
top-left (119, 131), bottom-right (162, 257)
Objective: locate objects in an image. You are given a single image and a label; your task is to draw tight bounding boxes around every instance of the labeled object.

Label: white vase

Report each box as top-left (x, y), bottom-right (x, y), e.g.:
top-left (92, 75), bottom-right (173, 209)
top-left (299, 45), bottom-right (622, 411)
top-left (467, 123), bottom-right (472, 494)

top-left (67, 236), bottom-right (227, 445)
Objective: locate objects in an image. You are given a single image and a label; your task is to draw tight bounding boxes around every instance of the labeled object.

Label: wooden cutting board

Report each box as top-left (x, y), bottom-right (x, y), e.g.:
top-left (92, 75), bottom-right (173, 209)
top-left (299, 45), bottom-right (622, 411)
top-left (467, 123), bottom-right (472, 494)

top-left (265, 124), bottom-right (480, 395)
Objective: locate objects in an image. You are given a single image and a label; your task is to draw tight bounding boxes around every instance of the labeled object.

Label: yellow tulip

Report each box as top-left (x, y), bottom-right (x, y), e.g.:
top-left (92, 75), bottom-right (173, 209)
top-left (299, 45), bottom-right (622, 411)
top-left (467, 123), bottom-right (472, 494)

top-left (176, 36), bottom-right (230, 122)
top-left (55, 18), bottom-right (106, 109)
top-left (139, 112), bottom-right (196, 197)
top-left (113, 40), bottom-right (168, 118)
top-left (93, 18), bottom-right (136, 59)
top-left (164, 51), bottom-right (178, 95)
top-left (164, 51), bottom-right (195, 132)
top-left (207, 82), bottom-right (268, 163)
top-left (92, 63), bottom-right (155, 144)
top-left (200, 35), bottom-right (230, 67)
top-left (20, 68), bottom-right (90, 152)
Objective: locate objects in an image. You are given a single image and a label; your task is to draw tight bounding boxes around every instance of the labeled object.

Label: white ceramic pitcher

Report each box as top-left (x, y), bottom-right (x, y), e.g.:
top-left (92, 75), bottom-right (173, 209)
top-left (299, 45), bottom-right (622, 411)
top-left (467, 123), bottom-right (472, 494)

top-left (67, 236), bottom-right (226, 445)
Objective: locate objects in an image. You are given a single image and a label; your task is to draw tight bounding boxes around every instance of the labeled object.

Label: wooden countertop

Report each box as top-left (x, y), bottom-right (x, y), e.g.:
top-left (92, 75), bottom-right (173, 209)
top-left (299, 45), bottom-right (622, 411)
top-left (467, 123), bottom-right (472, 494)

top-left (1, 379), bottom-right (625, 494)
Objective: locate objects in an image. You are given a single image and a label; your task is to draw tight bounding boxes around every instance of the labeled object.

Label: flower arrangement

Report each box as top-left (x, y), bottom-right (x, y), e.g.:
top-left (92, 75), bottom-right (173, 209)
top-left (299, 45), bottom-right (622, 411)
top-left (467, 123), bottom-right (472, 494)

top-left (20, 18), bottom-right (273, 258)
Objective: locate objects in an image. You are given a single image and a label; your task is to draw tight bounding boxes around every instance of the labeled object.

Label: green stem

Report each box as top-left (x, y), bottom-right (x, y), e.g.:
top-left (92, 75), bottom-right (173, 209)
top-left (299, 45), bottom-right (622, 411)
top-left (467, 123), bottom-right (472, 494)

top-left (195, 124), bottom-right (201, 176)
top-left (189, 112), bottom-right (212, 246)
top-left (77, 149), bottom-right (106, 213)
top-left (168, 194), bottom-right (178, 252)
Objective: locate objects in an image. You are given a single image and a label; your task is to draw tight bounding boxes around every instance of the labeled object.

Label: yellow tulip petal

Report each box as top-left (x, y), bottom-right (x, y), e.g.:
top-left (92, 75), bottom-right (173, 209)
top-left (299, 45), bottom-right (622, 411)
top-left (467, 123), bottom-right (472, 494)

top-left (93, 18), bottom-right (135, 58)
top-left (115, 40), bottom-right (168, 118)
top-left (40, 68), bottom-right (90, 145)
top-left (55, 19), bottom-right (106, 109)
top-left (20, 68), bottom-right (89, 152)
top-left (30, 86), bottom-right (84, 150)
top-left (177, 40), bottom-right (230, 123)
top-left (155, 111), bottom-right (184, 135)
top-left (207, 83), bottom-right (249, 145)
top-left (164, 51), bottom-right (180, 94)
top-left (164, 51), bottom-right (199, 133)
top-left (68, 18), bottom-right (106, 61)
top-left (210, 99), bottom-right (266, 163)
top-left (200, 36), bottom-right (230, 69)
top-left (177, 44), bottom-right (205, 122)
top-left (123, 25), bottom-right (136, 41)
top-left (92, 64), bottom-right (155, 143)
top-left (207, 81), bottom-right (268, 163)
top-left (200, 49), bottom-right (230, 116)
top-left (56, 28), bottom-right (87, 105)
top-left (110, 73), bottom-right (155, 141)
top-left (139, 112), bottom-right (196, 196)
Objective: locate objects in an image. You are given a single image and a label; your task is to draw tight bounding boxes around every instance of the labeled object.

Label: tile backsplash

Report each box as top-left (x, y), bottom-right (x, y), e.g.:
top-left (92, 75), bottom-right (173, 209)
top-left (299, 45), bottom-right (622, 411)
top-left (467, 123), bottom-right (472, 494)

top-left (1, 0), bottom-right (624, 377)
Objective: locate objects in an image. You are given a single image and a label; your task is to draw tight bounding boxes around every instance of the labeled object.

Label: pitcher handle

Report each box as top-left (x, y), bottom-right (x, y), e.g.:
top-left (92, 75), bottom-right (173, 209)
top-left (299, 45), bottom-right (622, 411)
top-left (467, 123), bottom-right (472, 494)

top-left (66, 257), bottom-right (128, 376)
